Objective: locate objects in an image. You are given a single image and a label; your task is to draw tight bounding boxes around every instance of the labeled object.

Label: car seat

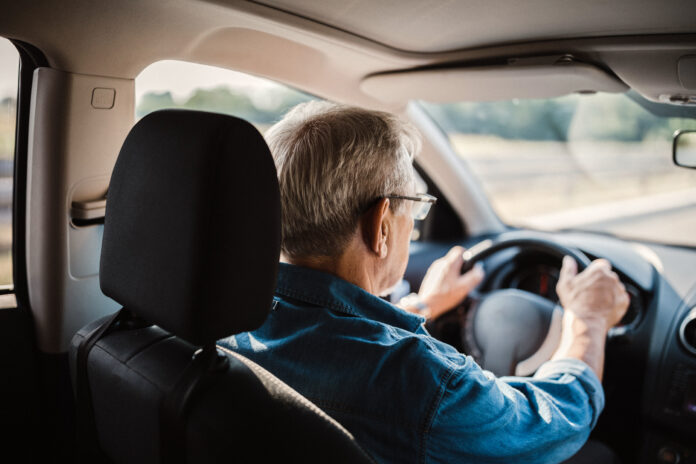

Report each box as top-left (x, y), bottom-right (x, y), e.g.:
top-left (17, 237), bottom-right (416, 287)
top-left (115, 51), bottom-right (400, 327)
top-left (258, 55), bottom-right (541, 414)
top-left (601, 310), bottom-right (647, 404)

top-left (69, 109), bottom-right (374, 463)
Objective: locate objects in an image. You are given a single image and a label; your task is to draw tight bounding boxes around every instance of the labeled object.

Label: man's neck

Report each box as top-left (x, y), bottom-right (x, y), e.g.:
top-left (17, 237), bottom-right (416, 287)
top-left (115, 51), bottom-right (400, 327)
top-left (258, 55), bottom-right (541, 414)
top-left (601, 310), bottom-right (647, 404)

top-left (282, 241), bottom-right (382, 295)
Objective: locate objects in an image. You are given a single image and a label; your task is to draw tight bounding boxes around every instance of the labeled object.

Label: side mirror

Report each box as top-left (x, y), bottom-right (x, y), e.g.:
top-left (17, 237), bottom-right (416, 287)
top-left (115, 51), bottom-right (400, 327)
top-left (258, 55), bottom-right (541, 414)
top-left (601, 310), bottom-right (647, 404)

top-left (673, 130), bottom-right (696, 169)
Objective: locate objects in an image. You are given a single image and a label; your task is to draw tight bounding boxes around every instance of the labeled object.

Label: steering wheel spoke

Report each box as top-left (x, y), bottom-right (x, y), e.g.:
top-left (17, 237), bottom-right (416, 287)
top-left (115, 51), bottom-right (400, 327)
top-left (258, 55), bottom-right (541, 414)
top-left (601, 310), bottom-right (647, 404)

top-left (458, 236), bottom-right (591, 376)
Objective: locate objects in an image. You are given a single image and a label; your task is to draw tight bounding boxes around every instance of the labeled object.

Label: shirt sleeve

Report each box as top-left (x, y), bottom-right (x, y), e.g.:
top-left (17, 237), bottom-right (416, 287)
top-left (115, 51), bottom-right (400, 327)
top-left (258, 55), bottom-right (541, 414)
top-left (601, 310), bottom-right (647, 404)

top-left (424, 356), bottom-right (605, 464)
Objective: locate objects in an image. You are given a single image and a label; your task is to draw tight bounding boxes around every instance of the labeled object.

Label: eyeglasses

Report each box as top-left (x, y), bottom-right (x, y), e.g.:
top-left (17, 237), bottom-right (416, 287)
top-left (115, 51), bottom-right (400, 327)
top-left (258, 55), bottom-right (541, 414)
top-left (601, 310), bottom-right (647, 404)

top-left (385, 193), bottom-right (437, 220)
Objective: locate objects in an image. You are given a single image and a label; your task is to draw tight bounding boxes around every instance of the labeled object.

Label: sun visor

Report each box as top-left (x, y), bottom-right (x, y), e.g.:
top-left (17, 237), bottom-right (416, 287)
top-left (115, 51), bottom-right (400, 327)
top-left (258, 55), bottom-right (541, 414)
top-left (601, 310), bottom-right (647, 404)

top-left (361, 56), bottom-right (628, 103)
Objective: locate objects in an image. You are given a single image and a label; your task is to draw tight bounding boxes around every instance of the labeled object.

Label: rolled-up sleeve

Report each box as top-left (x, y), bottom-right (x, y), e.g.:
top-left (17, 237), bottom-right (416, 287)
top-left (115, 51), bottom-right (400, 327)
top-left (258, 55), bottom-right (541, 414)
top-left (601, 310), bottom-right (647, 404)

top-left (425, 356), bottom-right (605, 463)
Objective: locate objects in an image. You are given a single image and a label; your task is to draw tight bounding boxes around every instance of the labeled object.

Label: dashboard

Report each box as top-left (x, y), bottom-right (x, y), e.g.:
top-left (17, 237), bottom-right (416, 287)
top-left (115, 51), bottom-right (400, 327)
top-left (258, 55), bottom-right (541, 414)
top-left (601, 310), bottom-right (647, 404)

top-left (487, 251), bottom-right (646, 333)
top-left (405, 229), bottom-right (696, 464)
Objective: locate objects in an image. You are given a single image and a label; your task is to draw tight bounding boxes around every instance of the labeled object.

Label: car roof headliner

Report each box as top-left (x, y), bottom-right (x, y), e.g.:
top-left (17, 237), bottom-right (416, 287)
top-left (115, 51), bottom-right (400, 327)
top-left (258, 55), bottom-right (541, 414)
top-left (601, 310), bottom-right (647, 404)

top-left (1, 0), bottom-right (695, 108)
top-left (254, 0), bottom-right (696, 53)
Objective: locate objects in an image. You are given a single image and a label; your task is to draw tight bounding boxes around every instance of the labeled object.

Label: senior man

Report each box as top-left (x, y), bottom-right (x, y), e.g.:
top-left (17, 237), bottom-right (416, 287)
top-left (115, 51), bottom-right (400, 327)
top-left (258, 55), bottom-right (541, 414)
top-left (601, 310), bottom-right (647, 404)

top-left (219, 101), bottom-right (629, 463)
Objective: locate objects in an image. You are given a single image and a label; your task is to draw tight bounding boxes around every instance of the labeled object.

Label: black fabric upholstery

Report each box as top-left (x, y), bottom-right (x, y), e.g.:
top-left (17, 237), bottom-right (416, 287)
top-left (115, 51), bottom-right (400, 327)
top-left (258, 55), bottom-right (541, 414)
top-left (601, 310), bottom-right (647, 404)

top-left (70, 320), bottom-right (374, 464)
top-left (100, 110), bottom-right (280, 346)
top-left (73, 110), bottom-right (373, 463)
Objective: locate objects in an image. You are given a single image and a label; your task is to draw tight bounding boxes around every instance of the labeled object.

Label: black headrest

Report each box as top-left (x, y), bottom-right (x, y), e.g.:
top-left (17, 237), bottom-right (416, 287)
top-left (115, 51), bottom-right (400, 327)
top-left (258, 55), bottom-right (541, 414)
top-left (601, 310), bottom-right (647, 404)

top-left (100, 110), bottom-right (280, 345)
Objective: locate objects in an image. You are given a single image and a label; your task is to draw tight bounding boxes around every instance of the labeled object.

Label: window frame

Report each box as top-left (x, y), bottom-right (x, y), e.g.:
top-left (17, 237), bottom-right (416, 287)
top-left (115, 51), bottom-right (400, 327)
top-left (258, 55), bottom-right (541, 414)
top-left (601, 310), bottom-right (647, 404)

top-left (2, 40), bottom-right (48, 303)
top-left (0, 38), bottom-right (19, 293)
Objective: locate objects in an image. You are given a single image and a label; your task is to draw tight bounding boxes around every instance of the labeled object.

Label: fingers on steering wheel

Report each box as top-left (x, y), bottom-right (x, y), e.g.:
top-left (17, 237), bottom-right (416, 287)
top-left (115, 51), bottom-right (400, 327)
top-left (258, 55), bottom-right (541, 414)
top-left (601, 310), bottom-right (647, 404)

top-left (447, 246), bottom-right (465, 262)
top-left (575, 259), bottom-right (614, 287)
top-left (445, 246), bottom-right (465, 274)
top-left (560, 255), bottom-right (578, 279)
top-left (557, 256), bottom-right (577, 296)
top-left (615, 281), bottom-right (630, 308)
top-left (457, 264), bottom-right (485, 294)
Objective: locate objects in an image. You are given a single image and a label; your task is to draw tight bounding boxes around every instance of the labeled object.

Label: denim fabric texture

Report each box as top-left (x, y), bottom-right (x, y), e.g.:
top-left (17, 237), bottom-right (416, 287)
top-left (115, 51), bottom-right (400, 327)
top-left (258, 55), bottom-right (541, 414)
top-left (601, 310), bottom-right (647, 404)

top-left (218, 263), bottom-right (605, 463)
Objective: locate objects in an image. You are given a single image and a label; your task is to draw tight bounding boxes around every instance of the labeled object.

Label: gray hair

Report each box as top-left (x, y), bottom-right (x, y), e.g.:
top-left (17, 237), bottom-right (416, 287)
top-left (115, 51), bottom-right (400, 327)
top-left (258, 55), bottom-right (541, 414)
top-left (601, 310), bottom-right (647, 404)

top-left (265, 101), bottom-right (421, 258)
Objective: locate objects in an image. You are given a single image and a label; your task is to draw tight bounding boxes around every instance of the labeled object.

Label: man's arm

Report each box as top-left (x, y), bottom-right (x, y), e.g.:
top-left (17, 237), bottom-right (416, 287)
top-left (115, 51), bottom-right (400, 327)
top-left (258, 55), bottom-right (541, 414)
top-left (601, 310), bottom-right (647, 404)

top-left (552, 256), bottom-right (630, 381)
top-left (423, 256), bottom-right (629, 463)
top-left (425, 352), bottom-right (605, 463)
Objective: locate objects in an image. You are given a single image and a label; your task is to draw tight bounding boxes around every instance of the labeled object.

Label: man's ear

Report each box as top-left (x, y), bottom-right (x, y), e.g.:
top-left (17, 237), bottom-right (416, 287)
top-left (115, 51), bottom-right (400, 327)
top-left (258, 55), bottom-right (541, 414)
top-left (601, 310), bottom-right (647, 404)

top-left (361, 198), bottom-right (390, 258)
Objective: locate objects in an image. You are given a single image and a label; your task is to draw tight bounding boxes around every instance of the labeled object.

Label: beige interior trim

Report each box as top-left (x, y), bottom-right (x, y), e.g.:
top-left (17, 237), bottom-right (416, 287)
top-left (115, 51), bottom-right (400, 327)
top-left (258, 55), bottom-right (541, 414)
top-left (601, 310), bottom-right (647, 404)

top-left (251, 0), bottom-right (696, 54)
top-left (362, 57), bottom-right (628, 104)
top-left (26, 68), bottom-right (133, 353)
top-left (0, 293), bottom-right (17, 309)
top-left (1, 2), bottom-right (694, 107)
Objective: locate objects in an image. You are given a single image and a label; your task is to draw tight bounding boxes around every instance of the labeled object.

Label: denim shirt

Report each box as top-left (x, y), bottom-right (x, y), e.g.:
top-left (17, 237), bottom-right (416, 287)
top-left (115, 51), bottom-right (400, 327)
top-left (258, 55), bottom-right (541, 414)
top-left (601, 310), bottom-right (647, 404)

top-left (218, 263), bottom-right (605, 464)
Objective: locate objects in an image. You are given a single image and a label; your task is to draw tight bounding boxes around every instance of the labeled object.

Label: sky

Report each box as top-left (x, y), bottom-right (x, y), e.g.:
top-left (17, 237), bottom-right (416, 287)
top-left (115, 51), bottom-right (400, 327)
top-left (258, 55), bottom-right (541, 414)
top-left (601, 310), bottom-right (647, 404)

top-left (136, 60), bottom-right (281, 102)
top-left (0, 39), bottom-right (19, 101)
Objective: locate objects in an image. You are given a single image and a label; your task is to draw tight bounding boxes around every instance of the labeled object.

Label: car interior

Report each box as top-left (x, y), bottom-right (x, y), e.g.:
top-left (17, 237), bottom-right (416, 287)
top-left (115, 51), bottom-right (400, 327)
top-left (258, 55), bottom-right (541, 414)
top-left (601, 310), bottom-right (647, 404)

top-left (1, 1), bottom-right (696, 463)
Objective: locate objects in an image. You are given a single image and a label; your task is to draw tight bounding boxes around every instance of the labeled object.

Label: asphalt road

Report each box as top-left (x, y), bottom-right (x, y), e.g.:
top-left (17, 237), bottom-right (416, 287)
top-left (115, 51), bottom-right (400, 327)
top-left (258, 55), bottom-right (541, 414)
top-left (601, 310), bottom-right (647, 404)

top-left (578, 204), bottom-right (696, 247)
top-left (524, 187), bottom-right (696, 247)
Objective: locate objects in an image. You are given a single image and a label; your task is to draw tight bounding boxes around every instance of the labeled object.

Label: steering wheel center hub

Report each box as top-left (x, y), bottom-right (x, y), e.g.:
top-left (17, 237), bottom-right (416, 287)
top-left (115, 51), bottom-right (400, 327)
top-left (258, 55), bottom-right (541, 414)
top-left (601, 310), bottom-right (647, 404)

top-left (469, 289), bottom-right (557, 376)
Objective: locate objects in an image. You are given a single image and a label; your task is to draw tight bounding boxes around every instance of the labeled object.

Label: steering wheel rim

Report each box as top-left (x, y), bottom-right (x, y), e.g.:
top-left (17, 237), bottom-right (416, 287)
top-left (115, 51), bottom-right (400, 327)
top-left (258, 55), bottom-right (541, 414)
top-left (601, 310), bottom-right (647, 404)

top-left (461, 237), bottom-right (592, 273)
top-left (459, 236), bottom-right (592, 377)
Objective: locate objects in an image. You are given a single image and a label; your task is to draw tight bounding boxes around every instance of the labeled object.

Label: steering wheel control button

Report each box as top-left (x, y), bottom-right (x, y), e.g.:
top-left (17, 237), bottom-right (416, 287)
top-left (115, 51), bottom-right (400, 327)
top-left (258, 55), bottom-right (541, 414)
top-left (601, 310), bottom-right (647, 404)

top-left (679, 308), bottom-right (696, 356)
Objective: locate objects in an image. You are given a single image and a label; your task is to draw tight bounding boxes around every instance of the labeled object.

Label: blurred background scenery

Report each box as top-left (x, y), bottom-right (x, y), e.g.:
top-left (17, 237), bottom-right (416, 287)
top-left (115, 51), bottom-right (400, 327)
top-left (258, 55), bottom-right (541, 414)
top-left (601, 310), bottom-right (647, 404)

top-left (136, 60), bottom-right (696, 247)
top-left (0, 38), bottom-right (18, 287)
top-left (136, 82), bottom-right (313, 127)
top-left (1, 54), bottom-right (696, 287)
top-left (421, 94), bottom-right (696, 244)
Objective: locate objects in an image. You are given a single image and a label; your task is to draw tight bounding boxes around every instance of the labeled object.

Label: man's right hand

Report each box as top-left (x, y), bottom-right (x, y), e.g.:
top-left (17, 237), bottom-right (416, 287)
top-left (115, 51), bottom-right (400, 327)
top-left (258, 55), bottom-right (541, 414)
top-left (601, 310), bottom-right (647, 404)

top-left (551, 256), bottom-right (630, 380)
top-left (556, 256), bottom-right (630, 332)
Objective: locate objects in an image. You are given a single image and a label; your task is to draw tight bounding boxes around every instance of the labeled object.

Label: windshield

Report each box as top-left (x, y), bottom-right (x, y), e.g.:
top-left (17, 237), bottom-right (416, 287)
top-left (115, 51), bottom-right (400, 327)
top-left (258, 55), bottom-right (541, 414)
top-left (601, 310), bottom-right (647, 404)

top-left (421, 92), bottom-right (696, 247)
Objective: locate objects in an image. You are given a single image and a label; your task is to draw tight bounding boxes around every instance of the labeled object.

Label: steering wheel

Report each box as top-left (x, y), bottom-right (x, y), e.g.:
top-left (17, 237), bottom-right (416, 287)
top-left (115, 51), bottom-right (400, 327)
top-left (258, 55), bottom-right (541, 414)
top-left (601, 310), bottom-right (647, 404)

top-left (457, 236), bottom-right (592, 377)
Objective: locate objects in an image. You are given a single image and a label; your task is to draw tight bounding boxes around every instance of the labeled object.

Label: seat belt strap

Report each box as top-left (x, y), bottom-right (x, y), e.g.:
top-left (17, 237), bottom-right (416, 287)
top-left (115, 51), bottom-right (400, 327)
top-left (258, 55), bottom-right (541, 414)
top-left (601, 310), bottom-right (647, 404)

top-left (160, 344), bottom-right (228, 464)
top-left (75, 308), bottom-right (127, 463)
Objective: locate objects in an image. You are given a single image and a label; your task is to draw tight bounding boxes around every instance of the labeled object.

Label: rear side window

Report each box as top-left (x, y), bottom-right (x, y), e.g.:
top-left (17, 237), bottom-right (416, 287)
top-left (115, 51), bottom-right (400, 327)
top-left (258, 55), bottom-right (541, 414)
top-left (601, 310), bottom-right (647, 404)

top-left (136, 61), bottom-right (314, 132)
top-left (0, 38), bottom-right (19, 288)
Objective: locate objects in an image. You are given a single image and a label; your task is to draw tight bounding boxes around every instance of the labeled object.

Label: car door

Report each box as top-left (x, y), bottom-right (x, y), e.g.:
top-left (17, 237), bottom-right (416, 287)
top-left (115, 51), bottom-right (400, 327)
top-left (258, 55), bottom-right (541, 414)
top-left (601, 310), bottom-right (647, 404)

top-left (0, 38), bottom-right (75, 461)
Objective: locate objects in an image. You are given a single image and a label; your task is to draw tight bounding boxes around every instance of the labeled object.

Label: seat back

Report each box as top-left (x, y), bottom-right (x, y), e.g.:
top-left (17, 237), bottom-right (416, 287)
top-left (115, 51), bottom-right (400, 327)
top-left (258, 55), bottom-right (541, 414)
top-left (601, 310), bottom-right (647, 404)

top-left (69, 110), bottom-right (373, 463)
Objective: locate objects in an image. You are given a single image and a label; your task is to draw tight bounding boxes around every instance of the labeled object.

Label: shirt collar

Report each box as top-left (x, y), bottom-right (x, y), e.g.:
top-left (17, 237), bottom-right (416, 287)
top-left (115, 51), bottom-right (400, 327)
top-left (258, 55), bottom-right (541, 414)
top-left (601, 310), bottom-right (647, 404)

top-left (274, 262), bottom-right (426, 333)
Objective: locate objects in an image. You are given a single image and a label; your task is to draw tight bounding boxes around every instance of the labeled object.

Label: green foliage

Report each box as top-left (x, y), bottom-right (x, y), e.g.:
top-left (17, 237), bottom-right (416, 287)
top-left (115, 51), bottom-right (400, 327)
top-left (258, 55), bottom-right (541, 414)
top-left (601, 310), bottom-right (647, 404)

top-left (136, 86), bottom-right (314, 124)
top-left (422, 92), bottom-right (696, 142)
top-left (0, 97), bottom-right (16, 160)
top-left (135, 91), bottom-right (176, 118)
top-left (424, 97), bottom-right (577, 141)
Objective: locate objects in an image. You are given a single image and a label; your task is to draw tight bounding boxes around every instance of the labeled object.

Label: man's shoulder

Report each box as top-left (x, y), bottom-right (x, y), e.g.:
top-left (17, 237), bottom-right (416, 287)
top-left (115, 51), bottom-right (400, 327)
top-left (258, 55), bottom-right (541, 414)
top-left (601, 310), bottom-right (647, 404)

top-left (393, 326), bottom-right (470, 373)
top-left (274, 298), bottom-right (468, 374)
